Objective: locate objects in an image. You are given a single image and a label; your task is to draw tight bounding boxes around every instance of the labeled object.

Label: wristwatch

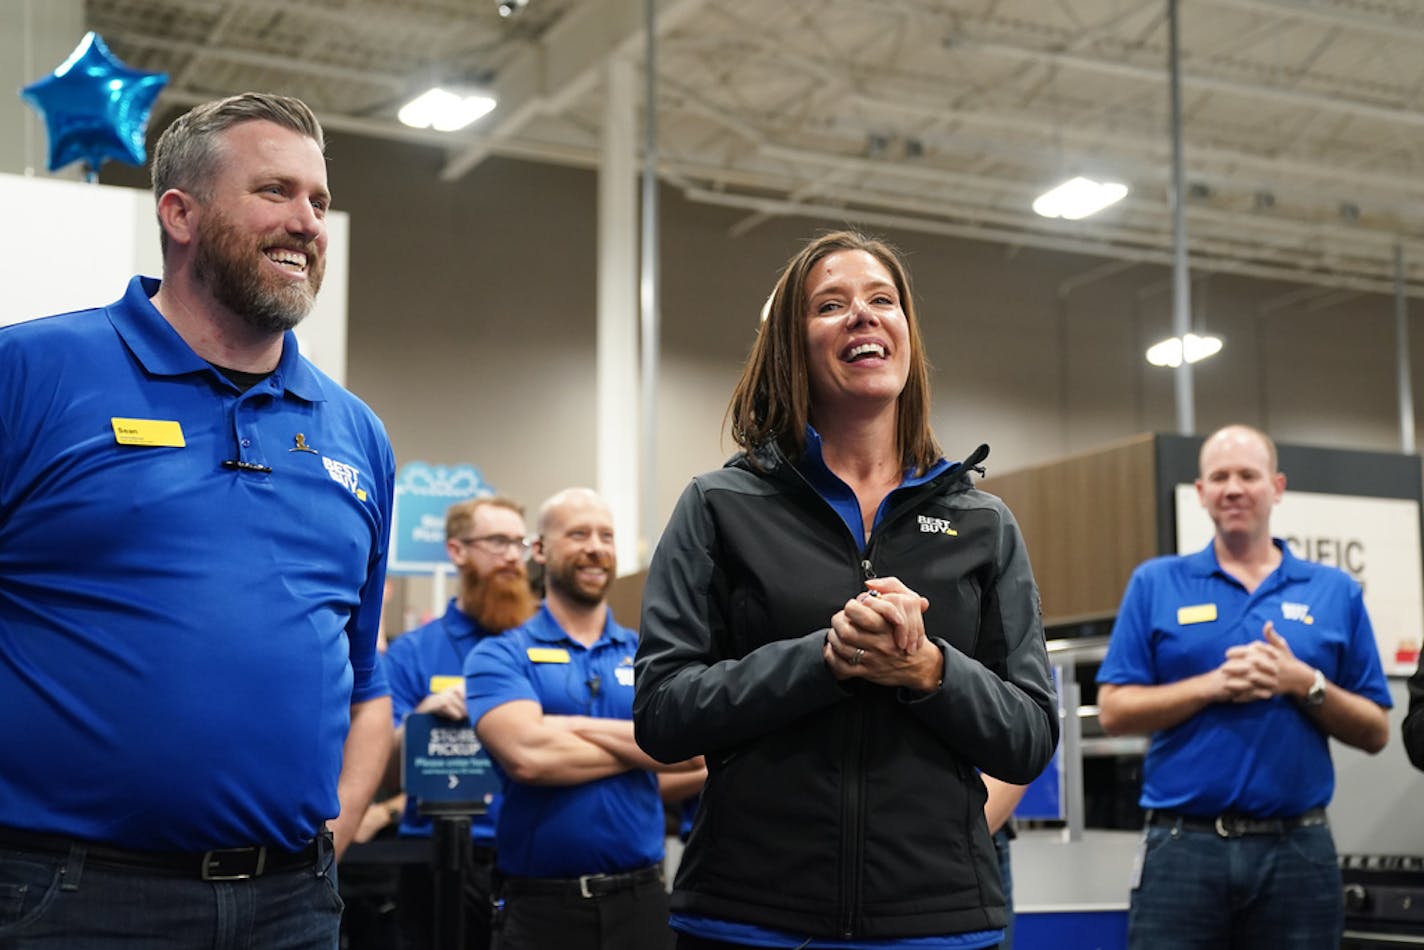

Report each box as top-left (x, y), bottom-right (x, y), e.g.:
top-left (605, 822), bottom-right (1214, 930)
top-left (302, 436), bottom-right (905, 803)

top-left (1303, 668), bottom-right (1327, 708)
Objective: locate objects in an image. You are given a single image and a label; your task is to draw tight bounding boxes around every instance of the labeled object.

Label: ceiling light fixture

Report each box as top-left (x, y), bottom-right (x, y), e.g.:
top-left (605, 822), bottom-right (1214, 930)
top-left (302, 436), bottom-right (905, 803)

top-left (397, 87), bottom-right (496, 132)
top-left (1145, 333), bottom-right (1224, 368)
top-left (497, 0), bottom-right (529, 16)
top-left (1032, 176), bottom-right (1129, 220)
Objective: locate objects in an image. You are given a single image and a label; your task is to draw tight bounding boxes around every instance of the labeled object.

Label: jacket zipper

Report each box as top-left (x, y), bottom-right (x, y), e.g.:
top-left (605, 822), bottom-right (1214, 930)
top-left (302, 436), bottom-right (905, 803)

top-left (777, 456), bottom-right (970, 937)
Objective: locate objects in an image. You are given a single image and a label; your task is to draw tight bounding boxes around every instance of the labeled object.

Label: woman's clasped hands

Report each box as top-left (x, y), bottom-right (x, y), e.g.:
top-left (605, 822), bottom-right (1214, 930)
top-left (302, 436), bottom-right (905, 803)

top-left (824, 576), bottom-right (944, 691)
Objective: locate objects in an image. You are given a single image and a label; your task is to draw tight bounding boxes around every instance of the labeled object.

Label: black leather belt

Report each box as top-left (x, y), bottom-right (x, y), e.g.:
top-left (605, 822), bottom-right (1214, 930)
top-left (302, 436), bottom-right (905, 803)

top-left (501, 864), bottom-right (663, 899)
top-left (1148, 807), bottom-right (1329, 838)
top-left (0, 825), bottom-right (325, 880)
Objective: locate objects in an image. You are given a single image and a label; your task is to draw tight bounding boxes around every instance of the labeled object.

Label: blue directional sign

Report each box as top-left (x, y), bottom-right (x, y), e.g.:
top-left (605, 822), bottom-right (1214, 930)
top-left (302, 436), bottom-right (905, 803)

top-left (402, 713), bottom-right (502, 807)
top-left (1016, 744), bottom-right (1064, 820)
top-left (1015, 665), bottom-right (1064, 820)
top-left (389, 462), bottom-right (493, 574)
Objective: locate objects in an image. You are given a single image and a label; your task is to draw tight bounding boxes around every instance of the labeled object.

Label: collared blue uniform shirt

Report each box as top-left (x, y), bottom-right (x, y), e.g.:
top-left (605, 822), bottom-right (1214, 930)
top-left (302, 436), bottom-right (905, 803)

top-left (0, 276), bottom-right (394, 851)
top-left (464, 603), bottom-right (663, 878)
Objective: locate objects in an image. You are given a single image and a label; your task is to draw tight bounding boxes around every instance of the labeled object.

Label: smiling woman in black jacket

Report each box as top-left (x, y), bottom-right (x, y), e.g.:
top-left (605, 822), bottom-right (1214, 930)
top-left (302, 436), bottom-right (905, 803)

top-left (633, 230), bottom-right (1059, 950)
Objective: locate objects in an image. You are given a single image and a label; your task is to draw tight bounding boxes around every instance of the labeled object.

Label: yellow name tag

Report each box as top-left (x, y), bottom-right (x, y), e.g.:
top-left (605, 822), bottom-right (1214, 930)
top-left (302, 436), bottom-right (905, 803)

top-left (428, 676), bottom-right (463, 694)
top-left (527, 648), bottom-right (571, 664)
top-left (1178, 603), bottom-right (1218, 625)
top-left (112, 417), bottom-right (185, 447)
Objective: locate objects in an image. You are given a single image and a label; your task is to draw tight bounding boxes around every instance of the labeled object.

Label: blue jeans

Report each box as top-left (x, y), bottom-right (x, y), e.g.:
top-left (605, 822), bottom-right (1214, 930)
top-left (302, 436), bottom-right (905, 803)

top-left (992, 827), bottom-right (1014, 950)
top-left (1128, 819), bottom-right (1342, 950)
top-left (0, 840), bottom-right (343, 949)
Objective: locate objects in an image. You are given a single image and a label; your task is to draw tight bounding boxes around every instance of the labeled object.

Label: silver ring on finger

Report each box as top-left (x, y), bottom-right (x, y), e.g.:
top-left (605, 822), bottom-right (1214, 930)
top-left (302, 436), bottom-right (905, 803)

top-left (851, 647), bottom-right (865, 665)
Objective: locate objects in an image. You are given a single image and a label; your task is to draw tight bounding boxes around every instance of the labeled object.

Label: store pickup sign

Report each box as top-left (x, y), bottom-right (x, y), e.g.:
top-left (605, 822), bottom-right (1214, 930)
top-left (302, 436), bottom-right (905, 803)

top-left (403, 712), bottom-right (501, 807)
top-left (1175, 486), bottom-right (1424, 675)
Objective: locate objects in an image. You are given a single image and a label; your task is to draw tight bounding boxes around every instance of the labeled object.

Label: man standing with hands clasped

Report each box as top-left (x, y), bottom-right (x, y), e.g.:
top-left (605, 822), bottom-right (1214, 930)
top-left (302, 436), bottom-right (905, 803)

top-left (1097, 424), bottom-right (1390, 949)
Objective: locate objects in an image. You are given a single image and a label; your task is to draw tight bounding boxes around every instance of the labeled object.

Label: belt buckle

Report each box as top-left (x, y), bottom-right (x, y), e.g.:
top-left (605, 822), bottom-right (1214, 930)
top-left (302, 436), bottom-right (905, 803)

top-left (1214, 816), bottom-right (1241, 839)
top-left (578, 873), bottom-right (598, 899)
top-left (201, 846), bottom-right (266, 881)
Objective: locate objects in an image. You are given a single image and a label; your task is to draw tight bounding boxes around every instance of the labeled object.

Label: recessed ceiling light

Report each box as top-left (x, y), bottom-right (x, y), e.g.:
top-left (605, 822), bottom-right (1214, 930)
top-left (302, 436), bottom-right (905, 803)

top-left (1032, 176), bottom-right (1129, 220)
top-left (398, 88), bottom-right (497, 132)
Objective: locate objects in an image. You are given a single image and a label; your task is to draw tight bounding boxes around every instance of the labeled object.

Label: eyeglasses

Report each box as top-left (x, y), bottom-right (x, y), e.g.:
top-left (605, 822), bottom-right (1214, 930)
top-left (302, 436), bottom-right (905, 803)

top-left (458, 534), bottom-right (531, 556)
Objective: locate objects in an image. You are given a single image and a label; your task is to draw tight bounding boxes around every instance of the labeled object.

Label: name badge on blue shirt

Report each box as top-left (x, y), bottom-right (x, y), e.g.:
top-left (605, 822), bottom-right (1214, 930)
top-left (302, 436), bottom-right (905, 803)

top-left (1177, 603), bottom-right (1218, 625)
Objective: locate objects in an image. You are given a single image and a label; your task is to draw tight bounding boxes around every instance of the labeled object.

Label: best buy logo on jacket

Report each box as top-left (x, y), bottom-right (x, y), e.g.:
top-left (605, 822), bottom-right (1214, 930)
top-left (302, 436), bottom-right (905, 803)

top-left (917, 514), bottom-right (958, 537)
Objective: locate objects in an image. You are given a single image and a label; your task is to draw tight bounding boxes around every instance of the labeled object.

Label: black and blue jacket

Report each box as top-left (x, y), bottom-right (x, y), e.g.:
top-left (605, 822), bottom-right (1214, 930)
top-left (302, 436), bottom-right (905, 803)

top-left (633, 442), bottom-right (1059, 941)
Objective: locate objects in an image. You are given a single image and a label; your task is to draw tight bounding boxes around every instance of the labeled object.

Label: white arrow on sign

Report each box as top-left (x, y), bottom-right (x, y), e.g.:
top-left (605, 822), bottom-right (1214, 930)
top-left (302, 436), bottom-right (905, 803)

top-left (448, 775), bottom-right (459, 789)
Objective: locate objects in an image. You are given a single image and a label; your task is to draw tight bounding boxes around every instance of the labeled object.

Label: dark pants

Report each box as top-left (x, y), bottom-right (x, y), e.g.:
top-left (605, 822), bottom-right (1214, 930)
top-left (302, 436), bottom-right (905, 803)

top-left (0, 839), bottom-right (340, 949)
top-left (396, 848), bottom-right (494, 950)
top-left (677, 936), bottom-right (998, 950)
top-left (992, 825), bottom-right (1014, 950)
top-left (1129, 819), bottom-right (1343, 949)
top-left (493, 871), bottom-right (671, 950)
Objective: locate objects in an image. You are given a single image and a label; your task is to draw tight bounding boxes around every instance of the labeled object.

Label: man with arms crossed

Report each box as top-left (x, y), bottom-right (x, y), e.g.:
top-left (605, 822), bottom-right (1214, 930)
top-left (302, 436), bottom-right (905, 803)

top-left (0, 94), bottom-right (394, 948)
top-left (1098, 424), bottom-right (1390, 949)
top-left (384, 496), bottom-right (538, 949)
top-left (465, 488), bottom-right (703, 950)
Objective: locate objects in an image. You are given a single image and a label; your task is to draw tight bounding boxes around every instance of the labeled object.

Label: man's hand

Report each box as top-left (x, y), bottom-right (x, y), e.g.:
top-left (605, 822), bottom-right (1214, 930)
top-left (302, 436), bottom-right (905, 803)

top-left (1218, 621), bottom-right (1312, 703)
top-left (414, 683), bottom-right (467, 722)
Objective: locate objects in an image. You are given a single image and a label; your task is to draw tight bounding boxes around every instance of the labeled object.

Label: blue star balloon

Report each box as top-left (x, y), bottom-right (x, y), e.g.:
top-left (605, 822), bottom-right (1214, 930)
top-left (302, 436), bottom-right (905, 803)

top-left (19, 32), bottom-right (168, 179)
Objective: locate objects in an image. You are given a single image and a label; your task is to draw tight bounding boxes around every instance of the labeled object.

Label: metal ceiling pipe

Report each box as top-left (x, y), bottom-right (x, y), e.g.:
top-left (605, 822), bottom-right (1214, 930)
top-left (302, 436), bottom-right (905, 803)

top-left (1397, 243), bottom-right (1416, 454)
top-left (1169, 0), bottom-right (1195, 437)
top-left (640, 0), bottom-right (662, 563)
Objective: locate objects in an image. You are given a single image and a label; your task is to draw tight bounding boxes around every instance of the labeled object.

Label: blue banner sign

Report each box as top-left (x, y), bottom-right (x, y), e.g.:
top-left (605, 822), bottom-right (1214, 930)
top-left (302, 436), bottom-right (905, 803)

top-left (390, 462), bottom-right (492, 573)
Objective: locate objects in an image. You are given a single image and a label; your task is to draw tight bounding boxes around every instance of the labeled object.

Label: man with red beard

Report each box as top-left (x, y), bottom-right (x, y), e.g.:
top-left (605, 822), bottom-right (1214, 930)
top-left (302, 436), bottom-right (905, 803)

top-left (0, 94), bottom-right (394, 947)
top-left (465, 488), bottom-right (704, 950)
top-left (383, 496), bottom-right (538, 950)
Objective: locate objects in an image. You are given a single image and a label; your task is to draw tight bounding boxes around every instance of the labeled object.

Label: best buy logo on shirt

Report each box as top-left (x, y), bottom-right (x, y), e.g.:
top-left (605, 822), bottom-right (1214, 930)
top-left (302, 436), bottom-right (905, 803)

top-left (322, 456), bottom-right (368, 501)
top-left (1282, 601), bottom-right (1315, 625)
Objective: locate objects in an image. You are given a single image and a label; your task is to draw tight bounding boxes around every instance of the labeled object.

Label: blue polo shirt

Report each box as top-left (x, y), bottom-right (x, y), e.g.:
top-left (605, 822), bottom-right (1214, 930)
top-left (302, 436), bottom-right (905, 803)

top-left (464, 603), bottom-right (663, 878)
top-left (1098, 540), bottom-right (1392, 816)
top-left (0, 276), bottom-right (394, 852)
top-left (385, 598), bottom-right (501, 843)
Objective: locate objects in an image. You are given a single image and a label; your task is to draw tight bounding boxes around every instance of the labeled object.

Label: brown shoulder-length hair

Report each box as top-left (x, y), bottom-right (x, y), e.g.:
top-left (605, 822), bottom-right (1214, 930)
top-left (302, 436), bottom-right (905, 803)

top-left (726, 230), bottom-right (940, 474)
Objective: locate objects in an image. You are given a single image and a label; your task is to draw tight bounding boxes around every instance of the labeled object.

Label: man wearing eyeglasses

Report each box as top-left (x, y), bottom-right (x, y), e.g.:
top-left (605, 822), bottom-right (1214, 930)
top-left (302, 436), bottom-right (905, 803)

top-left (383, 496), bottom-right (538, 950)
top-left (465, 488), bottom-right (705, 950)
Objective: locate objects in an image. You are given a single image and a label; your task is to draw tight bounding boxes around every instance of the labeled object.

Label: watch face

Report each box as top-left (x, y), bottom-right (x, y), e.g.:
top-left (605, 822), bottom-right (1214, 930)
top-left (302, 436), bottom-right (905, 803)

top-left (1306, 670), bottom-right (1327, 706)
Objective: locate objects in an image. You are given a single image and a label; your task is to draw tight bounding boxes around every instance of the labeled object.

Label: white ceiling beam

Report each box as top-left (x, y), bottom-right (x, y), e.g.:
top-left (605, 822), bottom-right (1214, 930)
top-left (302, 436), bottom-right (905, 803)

top-left (117, 0), bottom-right (493, 36)
top-left (956, 36), bottom-right (1424, 131)
top-left (438, 0), bottom-right (709, 182)
top-left (1205, 0), bottom-right (1424, 44)
top-left (171, 4), bottom-right (241, 89)
top-left (845, 91), bottom-right (1424, 208)
top-left (107, 30), bottom-right (408, 88)
top-left (758, 139), bottom-right (1417, 253)
top-left (680, 186), bottom-right (1424, 300)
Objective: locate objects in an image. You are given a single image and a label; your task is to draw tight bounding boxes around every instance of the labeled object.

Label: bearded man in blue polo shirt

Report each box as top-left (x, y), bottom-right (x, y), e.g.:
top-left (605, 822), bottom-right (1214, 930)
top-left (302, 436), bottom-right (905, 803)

top-left (0, 94), bottom-right (394, 948)
top-left (1098, 424), bottom-right (1391, 949)
top-left (384, 495), bottom-right (538, 950)
top-left (465, 488), bottom-right (704, 950)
